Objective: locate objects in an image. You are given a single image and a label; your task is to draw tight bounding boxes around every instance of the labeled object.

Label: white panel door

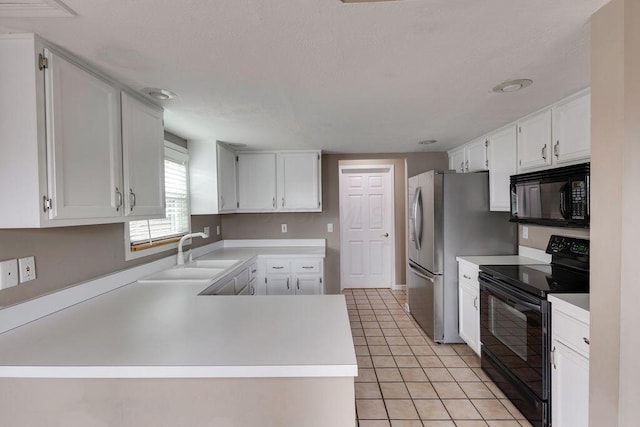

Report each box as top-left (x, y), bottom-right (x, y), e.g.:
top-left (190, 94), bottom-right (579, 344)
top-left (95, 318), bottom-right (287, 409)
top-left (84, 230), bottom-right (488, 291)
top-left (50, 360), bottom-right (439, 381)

top-left (217, 143), bottom-right (237, 212)
top-left (277, 151), bottom-right (321, 211)
top-left (487, 126), bottom-right (517, 211)
top-left (121, 92), bottom-right (165, 218)
top-left (339, 167), bottom-right (394, 289)
top-left (44, 48), bottom-right (122, 220)
top-left (465, 139), bottom-right (488, 172)
top-left (552, 92), bottom-right (591, 165)
top-left (517, 110), bottom-right (552, 172)
top-left (237, 153), bottom-right (277, 211)
top-left (449, 147), bottom-right (466, 173)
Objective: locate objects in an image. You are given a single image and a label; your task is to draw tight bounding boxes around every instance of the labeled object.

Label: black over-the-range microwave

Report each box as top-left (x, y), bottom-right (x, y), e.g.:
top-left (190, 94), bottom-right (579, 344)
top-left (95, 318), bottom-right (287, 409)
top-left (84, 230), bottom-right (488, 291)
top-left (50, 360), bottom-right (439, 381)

top-left (510, 162), bottom-right (590, 228)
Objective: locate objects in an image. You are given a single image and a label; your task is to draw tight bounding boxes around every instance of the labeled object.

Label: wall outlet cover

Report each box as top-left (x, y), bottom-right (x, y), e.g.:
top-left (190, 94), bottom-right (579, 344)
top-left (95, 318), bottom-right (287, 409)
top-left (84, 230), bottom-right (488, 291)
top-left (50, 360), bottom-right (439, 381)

top-left (18, 256), bottom-right (36, 283)
top-left (216, 225), bottom-right (221, 236)
top-left (203, 227), bottom-right (210, 238)
top-left (327, 223), bottom-right (334, 233)
top-left (522, 226), bottom-right (529, 239)
top-left (281, 224), bottom-right (287, 233)
top-left (0, 259), bottom-right (19, 289)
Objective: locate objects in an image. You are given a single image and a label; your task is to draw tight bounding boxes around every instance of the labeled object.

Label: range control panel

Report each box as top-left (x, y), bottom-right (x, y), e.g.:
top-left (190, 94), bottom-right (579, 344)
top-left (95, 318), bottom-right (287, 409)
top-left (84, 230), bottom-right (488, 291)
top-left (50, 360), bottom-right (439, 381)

top-left (546, 235), bottom-right (590, 257)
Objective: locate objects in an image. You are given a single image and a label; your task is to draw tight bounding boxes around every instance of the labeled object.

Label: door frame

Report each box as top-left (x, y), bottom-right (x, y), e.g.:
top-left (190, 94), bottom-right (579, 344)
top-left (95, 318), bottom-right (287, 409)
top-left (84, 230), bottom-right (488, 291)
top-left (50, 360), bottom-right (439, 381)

top-left (338, 163), bottom-right (396, 290)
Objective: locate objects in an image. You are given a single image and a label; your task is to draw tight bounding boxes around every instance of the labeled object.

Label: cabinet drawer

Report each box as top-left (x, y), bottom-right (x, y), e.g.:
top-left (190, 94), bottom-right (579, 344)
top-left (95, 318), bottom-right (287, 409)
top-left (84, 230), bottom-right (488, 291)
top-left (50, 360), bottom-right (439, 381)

top-left (265, 259), bottom-right (290, 273)
top-left (458, 262), bottom-right (479, 287)
top-left (553, 310), bottom-right (590, 357)
top-left (215, 278), bottom-right (236, 295)
top-left (293, 259), bottom-right (322, 273)
top-left (249, 263), bottom-right (258, 280)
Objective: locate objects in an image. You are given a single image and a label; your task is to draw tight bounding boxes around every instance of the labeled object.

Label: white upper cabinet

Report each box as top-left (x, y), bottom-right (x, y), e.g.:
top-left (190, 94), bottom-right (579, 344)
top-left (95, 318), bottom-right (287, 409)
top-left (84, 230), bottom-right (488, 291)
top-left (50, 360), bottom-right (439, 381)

top-left (487, 126), bottom-right (517, 211)
top-left (0, 34), bottom-right (165, 228)
top-left (188, 140), bottom-right (220, 215)
top-left (552, 92), bottom-right (591, 166)
top-left (517, 110), bottom-right (553, 172)
top-left (237, 153), bottom-right (277, 211)
top-left (449, 147), bottom-right (465, 173)
top-left (464, 139), bottom-right (488, 172)
top-left (277, 151), bottom-right (321, 211)
top-left (121, 92), bottom-right (165, 219)
top-left (43, 48), bottom-right (123, 221)
top-left (217, 143), bottom-right (238, 212)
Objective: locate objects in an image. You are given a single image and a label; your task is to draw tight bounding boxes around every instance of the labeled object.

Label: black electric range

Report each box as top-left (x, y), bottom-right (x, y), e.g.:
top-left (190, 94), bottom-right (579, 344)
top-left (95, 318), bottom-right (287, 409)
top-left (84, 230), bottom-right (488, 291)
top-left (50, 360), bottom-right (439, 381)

top-left (478, 235), bottom-right (589, 427)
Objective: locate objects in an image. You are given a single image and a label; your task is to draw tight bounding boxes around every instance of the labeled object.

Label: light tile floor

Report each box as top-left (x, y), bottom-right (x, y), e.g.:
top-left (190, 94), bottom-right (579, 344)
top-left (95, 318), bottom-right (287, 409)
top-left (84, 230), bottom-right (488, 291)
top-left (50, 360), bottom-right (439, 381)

top-left (344, 288), bottom-right (533, 427)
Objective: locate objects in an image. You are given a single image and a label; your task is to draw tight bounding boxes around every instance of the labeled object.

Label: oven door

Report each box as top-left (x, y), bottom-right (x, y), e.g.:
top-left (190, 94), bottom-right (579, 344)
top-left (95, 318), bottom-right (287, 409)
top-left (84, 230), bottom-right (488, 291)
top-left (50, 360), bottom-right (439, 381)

top-left (479, 272), bottom-right (550, 400)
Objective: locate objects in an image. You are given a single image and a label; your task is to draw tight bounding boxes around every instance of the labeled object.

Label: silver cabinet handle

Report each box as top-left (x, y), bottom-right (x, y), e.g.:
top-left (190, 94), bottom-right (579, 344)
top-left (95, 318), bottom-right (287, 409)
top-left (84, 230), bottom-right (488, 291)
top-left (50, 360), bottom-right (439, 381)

top-left (296, 278), bottom-right (300, 290)
top-left (550, 347), bottom-right (557, 369)
top-left (221, 196), bottom-right (225, 208)
top-left (272, 266), bottom-right (285, 270)
top-left (460, 162), bottom-right (464, 172)
top-left (129, 188), bottom-right (136, 212)
top-left (115, 187), bottom-right (123, 212)
top-left (463, 274), bottom-right (472, 280)
top-left (272, 197), bottom-right (276, 208)
top-left (583, 337), bottom-right (590, 345)
top-left (302, 266), bottom-right (314, 269)
top-left (554, 141), bottom-right (560, 158)
top-left (473, 296), bottom-right (478, 309)
top-left (251, 269), bottom-right (257, 274)
top-left (465, 160), bottom-right (469, 171)
top-left (541, 144), bottom-right (547, 160)
top-left (282, 197), bottom-right (285, 208)
top-left (286, 277), bottom-right (290, 290)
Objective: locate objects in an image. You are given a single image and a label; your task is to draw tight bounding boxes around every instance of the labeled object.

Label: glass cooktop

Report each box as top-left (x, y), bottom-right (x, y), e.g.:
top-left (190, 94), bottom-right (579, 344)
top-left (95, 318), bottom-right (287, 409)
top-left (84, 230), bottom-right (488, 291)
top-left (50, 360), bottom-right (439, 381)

top-left (479, 264), bottom-right (589, 297)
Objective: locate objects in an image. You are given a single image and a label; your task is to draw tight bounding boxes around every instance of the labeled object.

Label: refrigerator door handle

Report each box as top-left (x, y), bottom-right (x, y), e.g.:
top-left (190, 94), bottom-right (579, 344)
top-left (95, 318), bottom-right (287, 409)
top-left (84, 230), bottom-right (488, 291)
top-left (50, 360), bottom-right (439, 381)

top-left (409, 264), bottom-right (435, 282)
top-left (412, 187), bottom-right (423, 250)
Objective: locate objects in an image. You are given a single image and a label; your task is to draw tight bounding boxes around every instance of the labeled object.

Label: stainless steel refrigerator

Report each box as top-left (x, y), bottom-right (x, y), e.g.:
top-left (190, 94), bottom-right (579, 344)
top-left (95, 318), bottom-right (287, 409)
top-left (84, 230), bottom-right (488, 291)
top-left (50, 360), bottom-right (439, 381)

top-left (407, 170), bottom-right (516, 343)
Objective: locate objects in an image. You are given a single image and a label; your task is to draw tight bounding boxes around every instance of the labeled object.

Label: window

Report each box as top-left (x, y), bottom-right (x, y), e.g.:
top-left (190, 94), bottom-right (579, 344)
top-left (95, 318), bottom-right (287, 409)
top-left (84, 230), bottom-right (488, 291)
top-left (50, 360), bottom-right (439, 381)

top-left (125, 142), bottom-right (190, 259)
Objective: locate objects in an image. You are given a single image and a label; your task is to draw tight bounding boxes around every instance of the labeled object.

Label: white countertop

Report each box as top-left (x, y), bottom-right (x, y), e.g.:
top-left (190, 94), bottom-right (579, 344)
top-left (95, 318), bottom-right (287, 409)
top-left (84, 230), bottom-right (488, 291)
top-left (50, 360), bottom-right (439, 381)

top-left (548, 293), bottom-right (590, 322)
top-left (456, 255), bottom-right (548, 266)
top-left (0, 243), bottom-right (356, 379)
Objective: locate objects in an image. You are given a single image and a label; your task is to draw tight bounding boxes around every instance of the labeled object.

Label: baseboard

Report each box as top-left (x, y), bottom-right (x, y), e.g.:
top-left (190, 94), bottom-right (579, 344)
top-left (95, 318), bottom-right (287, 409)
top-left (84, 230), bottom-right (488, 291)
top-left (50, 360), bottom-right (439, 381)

top-left (392, 284), bottom-right (407, 291)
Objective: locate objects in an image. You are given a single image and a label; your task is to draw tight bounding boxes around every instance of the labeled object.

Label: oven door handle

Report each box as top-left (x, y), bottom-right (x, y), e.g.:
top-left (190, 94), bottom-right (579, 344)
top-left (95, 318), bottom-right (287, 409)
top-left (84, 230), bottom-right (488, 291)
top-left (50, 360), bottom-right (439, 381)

top-left (480, 281), bottom-right (541, 312)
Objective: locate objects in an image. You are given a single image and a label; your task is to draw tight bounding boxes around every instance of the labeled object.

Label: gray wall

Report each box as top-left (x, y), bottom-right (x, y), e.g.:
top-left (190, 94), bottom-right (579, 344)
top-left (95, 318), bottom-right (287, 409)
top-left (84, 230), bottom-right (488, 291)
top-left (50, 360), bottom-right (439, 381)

top-left (0, 215), bottom-right (222, 308)
top-left (221, 152), bottom-right (449, 294)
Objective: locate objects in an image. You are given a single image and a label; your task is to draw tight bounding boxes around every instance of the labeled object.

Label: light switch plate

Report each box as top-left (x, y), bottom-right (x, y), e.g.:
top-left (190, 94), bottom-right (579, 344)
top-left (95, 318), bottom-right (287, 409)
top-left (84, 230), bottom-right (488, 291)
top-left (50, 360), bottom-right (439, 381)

top-left (327, 223), bottom-right (334, 233)
top-left (281, 224), bottom-right (287, 233)
top-left (0, 259), bottom-right (19, 289)
top-left (522, 226), bottom-right (529, 239)
top-left (216, 225), bottom-right (221, 236)
top-left (18, 256), bottom-right (36, 283)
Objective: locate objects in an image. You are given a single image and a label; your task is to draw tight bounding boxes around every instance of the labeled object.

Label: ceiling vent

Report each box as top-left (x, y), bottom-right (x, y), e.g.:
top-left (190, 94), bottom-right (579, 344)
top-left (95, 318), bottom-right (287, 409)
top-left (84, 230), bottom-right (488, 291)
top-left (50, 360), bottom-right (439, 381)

top-left (0, 0), bottom-right (75, 17)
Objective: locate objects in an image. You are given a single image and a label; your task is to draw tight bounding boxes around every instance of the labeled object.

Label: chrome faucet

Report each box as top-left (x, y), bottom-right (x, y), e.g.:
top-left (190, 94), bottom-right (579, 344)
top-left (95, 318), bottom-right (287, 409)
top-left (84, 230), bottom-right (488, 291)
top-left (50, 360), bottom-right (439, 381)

top-left (177, 230), bottom-right (209, 265)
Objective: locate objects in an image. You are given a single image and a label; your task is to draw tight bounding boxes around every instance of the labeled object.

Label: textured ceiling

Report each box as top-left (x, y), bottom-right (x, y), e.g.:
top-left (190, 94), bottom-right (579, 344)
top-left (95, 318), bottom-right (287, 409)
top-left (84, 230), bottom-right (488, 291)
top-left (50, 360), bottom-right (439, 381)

top-left (0, 0), bottom-right (609, 153)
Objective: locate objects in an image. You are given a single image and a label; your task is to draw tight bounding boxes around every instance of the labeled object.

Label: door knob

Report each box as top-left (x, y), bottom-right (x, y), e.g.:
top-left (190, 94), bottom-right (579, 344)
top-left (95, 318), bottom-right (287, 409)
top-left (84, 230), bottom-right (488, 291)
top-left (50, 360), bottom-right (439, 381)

top-left (382, 233), bottom-right (389, 237)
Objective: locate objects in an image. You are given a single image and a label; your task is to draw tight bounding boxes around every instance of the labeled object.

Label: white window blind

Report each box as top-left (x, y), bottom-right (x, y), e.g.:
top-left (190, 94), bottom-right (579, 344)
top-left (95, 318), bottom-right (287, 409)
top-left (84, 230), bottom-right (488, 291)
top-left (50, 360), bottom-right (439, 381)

top-left (129, 145), bottom-right (190, 249)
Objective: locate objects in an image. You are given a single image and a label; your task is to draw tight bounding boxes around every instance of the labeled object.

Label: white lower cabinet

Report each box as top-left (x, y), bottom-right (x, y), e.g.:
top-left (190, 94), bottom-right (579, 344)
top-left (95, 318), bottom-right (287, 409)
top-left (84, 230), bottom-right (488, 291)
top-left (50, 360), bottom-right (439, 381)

top-left (258, 257), bottom-right (324, 295)
top-left (549, 295), bottom-right (590, 427)
top-left (457, 261), bottom-right (481, 356)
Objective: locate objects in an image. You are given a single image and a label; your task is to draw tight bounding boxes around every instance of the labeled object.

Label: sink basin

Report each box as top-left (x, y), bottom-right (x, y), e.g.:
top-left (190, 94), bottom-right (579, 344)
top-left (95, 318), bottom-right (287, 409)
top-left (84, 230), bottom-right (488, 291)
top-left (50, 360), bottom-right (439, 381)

top-left (191, 259), bottom-right (240, 269)
top-left (138, 267), bottom-right (225, 282)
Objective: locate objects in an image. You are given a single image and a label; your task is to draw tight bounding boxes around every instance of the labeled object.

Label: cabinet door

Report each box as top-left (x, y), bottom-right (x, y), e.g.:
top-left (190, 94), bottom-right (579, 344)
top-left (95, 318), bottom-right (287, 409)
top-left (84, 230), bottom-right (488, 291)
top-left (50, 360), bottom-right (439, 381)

top-left (294, 275), bottom-right (323, 295)
top-left (551, 340), bottom-right (589, 427)
top-left (458, 280), bottom-right (480, 355)
top-left (234, 267), bottom-right (250, 294)
top-left (122, 93), bottom-right (165, 218)
top-left (44, 48), bottom-right (122, 220)
top-left (265, 274), bottom-right (292, 295)
top-left (487, 126), bottom-right (517, 211)
top-left (277, 152), bottom-right (321, 211)
top-left (217, 143), bottom-right (237, 212)
top-left (215, 278), bottom-right (236, 295)
top-left (552, 92), bottom-right (591, 166)
top-left (517, 110), bottom-right (552, 171)
top-left (449, 147), bottom-right (466, 173)
top-left (465, 139), bottom-right (488, 172)
top-left (237, 153), bottom-right (277, 211)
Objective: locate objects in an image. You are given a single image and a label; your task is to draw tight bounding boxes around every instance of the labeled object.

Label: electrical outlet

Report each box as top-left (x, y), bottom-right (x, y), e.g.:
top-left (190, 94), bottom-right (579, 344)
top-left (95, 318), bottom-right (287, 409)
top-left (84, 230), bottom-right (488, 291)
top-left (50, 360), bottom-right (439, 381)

top-left (522, 226), bottom-right (529, 240)
top-left (327, 223), bottom-right (334, 233)
top-left (18, 256), bottom-right (36, 283)
top-left (216, 225), bottom-right (221, 236)
top-left (0, 259), bottom-right (19, 289)
top-left (281, 224), bottom-right (287, 233)
top-left (203, 227), bottom-right (210, 238)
